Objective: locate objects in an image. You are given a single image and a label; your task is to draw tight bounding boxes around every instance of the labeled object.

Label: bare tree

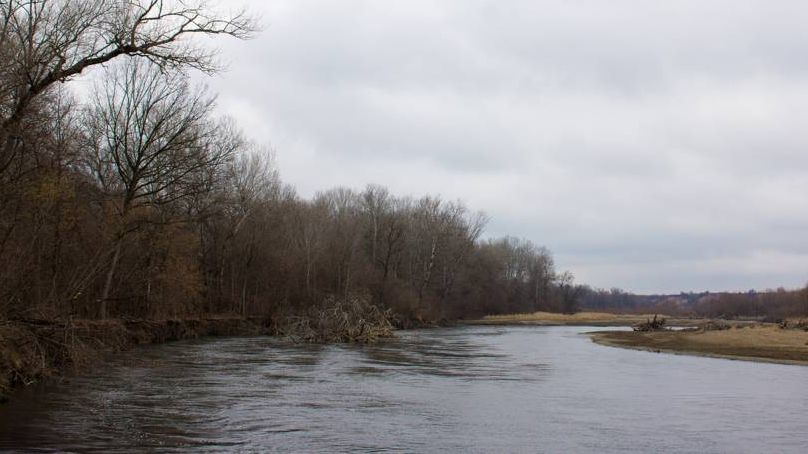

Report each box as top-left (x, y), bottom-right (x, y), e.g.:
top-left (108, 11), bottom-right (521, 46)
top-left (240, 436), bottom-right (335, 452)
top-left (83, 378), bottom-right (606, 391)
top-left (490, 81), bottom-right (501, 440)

top-left (408, 196), bottom-right (443, 306)
top-left (359, 186), bottom-right (408, 306)
top-left (438, 204), bottom-right (487, 308)
top-left (291, 200), bottom-right (328, 299)
top-left (84, 59), bottom-right (233, 318)
top-left (221, 145), bottom-right (280, 315)
top-left (556, 271), bottom-right (581, 314)
top-left (1, 0), bottom-right (256, 174)
top-left (529, 246), bottom-right (554, 311)
top-left (360, 184), bottom-right (390, 265)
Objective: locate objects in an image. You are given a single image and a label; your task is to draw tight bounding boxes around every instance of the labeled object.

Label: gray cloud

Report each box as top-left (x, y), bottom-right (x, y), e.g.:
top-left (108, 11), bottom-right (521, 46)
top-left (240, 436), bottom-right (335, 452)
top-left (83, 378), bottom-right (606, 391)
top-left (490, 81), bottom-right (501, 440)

top-left (204, 0), bottom-right (808, 293)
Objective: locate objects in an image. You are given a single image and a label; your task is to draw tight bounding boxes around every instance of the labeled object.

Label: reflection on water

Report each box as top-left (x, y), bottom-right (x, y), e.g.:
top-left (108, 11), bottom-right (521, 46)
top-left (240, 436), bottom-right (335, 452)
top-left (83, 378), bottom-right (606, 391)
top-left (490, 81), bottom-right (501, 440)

top-left (1, 326), bottom-right (807, 453)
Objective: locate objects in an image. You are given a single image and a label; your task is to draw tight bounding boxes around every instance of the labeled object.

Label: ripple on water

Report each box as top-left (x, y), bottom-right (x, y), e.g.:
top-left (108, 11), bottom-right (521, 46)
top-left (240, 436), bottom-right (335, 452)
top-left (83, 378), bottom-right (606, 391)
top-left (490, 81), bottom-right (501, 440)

top-left (1, 326), bottom-right (807, 453)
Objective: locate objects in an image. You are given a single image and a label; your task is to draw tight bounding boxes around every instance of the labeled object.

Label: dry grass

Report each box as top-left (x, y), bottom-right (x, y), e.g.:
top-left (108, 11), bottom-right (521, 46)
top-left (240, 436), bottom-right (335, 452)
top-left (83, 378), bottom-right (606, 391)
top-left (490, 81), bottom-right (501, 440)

top-left (591, 325), bottom-right (808, 365)
top-left (472, 311), bottom-right (705, 326)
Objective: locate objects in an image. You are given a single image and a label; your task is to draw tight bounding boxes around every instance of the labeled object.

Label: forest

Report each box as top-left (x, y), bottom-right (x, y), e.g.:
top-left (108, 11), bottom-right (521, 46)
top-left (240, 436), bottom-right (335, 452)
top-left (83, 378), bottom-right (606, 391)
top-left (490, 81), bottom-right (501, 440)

top-left (2, 0), bottom-right (805, 331)
top-left (0, 0), bottom-right (579, 329)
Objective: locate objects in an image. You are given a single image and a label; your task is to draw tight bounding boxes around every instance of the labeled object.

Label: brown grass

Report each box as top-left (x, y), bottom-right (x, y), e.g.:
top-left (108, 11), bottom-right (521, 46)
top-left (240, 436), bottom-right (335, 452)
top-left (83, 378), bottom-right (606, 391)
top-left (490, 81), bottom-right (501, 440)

top-left (470, 311), bottom-right (706, 327)
top-left (591, 325), bottom-right (808, 365)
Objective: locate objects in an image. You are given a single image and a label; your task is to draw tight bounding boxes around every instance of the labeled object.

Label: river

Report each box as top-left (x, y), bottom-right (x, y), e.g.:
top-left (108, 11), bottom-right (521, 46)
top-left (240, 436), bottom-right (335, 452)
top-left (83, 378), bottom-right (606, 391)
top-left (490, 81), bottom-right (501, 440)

top-left (1, 325), bottom-right (807, 453)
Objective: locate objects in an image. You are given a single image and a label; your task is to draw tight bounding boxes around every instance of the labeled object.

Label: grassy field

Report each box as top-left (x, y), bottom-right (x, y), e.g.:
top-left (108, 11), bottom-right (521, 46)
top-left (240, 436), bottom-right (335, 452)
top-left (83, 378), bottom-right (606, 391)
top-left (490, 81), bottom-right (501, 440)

top-left (468, 311), bottom-right (707, 327)
top-left (590, 326), bottom-right (808, 365)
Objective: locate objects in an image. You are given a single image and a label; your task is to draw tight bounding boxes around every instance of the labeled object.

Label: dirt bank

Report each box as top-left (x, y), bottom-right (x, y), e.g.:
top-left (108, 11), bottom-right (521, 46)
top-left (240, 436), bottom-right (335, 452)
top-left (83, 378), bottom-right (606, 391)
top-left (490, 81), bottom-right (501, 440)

top-left (0, 317), bottom-right (272, 402)
top-left (590, 326), bottom-right (808, 366)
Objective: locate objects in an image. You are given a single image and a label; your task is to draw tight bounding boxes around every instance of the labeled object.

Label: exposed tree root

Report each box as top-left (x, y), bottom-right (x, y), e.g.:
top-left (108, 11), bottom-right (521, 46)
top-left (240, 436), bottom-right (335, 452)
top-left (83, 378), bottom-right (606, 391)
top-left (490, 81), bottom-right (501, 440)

top-left (0, 317), bottom-right (271, 402)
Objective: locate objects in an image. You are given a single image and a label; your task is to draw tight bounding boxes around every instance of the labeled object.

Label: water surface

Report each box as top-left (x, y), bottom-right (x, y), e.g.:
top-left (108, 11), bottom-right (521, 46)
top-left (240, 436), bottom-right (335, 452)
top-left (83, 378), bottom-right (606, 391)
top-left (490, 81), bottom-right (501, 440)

top-left (1, 325), bottom-right (807, 452)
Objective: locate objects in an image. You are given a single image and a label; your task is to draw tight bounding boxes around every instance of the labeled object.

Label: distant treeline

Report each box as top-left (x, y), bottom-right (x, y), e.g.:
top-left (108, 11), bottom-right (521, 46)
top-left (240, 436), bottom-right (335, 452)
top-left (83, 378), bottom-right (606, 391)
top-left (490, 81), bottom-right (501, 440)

top-left (0, 1), bottom-right (580, 323)
top-left (579, 287), bottom-right (808, 320)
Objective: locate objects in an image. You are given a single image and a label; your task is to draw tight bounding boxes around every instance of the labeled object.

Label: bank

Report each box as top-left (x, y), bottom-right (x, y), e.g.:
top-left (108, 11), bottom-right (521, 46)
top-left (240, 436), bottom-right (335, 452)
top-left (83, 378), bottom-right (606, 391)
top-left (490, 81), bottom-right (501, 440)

top-left (590, 326), bottom-right (808, 366)
top-left (0, 296), bottom-right (402, 403)
top-left (0, 317), bottom-right (272, 402)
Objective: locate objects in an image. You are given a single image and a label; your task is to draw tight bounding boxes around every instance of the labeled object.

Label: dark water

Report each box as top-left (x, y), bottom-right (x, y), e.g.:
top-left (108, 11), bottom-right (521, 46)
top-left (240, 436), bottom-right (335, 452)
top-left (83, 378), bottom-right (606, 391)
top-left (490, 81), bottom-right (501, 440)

top-left (1, 326), bottom-right (807, 453)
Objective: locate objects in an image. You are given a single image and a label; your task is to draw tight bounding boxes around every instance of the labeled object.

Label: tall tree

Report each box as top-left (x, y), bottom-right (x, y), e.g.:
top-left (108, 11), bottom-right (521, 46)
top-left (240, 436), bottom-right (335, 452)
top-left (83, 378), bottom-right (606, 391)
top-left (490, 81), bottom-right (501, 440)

top-left (83, 59), bottom-right (234, 318)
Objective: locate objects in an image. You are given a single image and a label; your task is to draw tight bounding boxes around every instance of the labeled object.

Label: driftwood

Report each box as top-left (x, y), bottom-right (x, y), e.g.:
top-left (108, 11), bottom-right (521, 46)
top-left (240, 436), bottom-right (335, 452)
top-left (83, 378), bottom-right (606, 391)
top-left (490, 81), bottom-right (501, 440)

top-left (779, 319), bottom-right (808, 331)
top-left (274, 294), bottom-right (395, 344)
top-left (633, 314), bottom-right (667, 332)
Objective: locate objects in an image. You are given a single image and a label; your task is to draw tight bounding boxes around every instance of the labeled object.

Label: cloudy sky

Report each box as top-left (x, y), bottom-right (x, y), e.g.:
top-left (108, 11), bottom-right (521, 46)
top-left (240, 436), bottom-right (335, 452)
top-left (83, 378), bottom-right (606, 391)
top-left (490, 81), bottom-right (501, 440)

top-left (203, 0), bottom-right (808, 294)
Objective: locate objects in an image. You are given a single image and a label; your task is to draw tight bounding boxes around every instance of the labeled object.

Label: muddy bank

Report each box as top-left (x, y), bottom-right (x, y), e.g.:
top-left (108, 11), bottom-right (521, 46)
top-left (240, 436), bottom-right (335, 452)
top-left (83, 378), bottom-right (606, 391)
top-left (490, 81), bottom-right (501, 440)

top-left (0, 317), bottom-right (272, 402)
top-left (590, 326), bottom-right (808, 366)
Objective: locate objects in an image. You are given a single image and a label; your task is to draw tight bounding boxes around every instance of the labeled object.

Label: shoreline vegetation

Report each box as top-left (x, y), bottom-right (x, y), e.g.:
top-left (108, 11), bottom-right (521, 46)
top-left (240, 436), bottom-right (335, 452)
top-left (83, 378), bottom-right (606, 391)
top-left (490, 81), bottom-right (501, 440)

top-left (589, 325), bottom-right (808, 366)
top-left (0, 295), bottom-right (401, 402)
top-left (469, 311), bottom-right (808, 366)
top-left (0, 316), bottom-right (270, 402)
top-left (4, 310), bottom-right (808, 402)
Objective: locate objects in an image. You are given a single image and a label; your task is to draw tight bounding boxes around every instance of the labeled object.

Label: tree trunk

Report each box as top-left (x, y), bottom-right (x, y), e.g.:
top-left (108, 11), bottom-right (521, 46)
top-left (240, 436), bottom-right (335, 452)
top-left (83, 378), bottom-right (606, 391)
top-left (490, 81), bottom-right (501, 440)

top-left (99, 238), bottom-right (123, 319)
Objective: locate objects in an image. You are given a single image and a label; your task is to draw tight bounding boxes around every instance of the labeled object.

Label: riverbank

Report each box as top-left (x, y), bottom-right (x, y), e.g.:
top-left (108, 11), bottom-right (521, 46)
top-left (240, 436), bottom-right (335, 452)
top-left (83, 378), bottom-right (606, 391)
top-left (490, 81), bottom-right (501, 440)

top-left (590, 326), bottom-right (808, 366)
top-left (0, 317), bottom-right (272, 402)
top-left (467, 311), bottom-right (708, 327)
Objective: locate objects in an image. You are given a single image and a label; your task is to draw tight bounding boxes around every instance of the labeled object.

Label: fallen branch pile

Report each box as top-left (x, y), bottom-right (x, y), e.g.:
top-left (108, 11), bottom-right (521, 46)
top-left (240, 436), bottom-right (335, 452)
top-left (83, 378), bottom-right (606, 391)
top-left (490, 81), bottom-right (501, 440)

top-left (632, 314), bottom-right (667, 332)
top-left (275, 294), bottom-right (395, 343)
top-left (779, 319), bottom-right (808, 331)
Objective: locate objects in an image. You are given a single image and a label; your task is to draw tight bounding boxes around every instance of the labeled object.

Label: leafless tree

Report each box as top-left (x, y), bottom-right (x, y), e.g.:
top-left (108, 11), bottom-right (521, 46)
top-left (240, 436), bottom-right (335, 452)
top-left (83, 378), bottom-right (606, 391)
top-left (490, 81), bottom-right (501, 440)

top-left (359, 186), bottom-right (408, 306)
top-left (221, 145), bottom-right (280, 314)
top-left (84, 59), bottom-right (233, 317)
top-left (1, 0), bottom-right (256, 176)
top-left (556, 271), bottom-right (581, 314)
top-left (529, 246), bottom-right (555, 311)
top-left (317, 188), bottom-right (362, 298)
top-left (360, 184), bottom-right (390, 265)
top-left (438, 206), bottom-right (487, 306)
top-left (291, 199), bottom-right (328, 299)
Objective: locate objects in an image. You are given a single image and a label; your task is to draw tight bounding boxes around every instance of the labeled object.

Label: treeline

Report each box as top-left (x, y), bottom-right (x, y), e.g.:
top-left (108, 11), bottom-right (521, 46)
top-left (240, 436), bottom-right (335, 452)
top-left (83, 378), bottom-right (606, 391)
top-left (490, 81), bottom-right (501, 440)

top-left (578, 287), bottom-right (808, 320)
top-left (0, 0), bottom-right (577, 324)
top-left (578, 287), bottom-right (645, 312)
top-left (690, 289), bottom-right (808, 321)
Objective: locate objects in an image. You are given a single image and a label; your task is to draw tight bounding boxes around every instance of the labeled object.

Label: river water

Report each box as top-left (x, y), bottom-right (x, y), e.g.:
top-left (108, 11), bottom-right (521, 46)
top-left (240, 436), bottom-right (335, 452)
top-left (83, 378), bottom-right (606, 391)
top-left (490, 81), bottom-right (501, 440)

top-left (1, 325), bottom-right (807, 453)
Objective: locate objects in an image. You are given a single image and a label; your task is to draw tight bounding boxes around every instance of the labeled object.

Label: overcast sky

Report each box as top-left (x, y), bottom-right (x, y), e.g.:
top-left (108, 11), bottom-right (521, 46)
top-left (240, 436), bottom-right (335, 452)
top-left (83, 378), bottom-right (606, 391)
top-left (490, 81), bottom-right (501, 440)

top-left (203, 0), bottom-right (808, 294)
